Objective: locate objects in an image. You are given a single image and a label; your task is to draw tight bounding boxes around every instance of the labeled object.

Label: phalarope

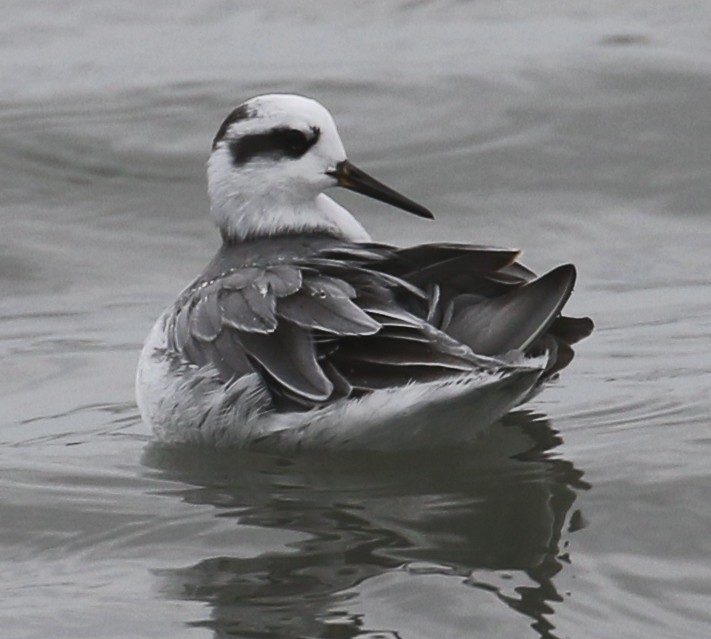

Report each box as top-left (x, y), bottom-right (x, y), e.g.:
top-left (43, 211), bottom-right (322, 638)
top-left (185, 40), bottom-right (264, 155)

top-left (136, 94), bottom-right (593, 449)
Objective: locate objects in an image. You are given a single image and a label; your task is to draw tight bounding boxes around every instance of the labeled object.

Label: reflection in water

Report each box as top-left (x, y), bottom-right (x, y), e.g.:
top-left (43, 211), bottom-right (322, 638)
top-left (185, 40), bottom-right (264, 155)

top-left (142, 412), bottom-right (589, 639)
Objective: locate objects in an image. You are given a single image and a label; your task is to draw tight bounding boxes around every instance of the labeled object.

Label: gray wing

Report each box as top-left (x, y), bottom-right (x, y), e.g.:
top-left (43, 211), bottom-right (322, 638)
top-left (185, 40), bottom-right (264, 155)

top-left (381, 243), bottom-right (594, 376)
top-left (167, 246), bottom-right (490, 411)
top-left (168, 239), bottom-right (593, 411)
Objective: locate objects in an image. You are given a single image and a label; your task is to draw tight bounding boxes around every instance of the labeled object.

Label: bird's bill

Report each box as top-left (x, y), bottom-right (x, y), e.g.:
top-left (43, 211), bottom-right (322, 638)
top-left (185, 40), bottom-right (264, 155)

top-left (327, 160), bottom-right (434, 219)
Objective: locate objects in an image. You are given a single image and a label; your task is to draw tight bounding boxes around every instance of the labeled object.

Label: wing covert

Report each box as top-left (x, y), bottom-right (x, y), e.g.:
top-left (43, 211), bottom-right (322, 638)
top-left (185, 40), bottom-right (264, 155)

top-left (165, 236), bottom-right (591, 412)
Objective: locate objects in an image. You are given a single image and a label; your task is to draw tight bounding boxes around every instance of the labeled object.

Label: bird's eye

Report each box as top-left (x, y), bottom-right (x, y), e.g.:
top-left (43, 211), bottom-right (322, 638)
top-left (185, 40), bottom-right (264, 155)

top-left (283, 129), bottom-right (309, 156)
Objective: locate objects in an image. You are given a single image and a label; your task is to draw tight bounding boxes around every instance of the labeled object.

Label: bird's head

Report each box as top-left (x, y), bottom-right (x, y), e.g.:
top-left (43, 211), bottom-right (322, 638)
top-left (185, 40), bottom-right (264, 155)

top-left (207, 94), bottom-right (432, 242)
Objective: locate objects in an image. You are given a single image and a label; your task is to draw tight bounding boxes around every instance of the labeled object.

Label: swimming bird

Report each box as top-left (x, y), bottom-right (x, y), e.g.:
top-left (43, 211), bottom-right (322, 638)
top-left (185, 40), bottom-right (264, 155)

top-left (136, 94), bottom-right (593, 450)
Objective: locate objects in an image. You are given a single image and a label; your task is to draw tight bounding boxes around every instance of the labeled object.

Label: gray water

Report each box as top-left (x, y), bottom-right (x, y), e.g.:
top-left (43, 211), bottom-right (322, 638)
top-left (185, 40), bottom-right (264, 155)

top-left (2, 1), bottom-right (711, 637)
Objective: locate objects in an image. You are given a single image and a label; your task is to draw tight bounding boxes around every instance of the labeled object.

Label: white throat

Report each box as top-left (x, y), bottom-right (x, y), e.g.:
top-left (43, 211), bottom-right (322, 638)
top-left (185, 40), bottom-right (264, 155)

top-left (207, 146), bottom-right (370, 243)
top-left (209, 189), bottom-right (371, 243)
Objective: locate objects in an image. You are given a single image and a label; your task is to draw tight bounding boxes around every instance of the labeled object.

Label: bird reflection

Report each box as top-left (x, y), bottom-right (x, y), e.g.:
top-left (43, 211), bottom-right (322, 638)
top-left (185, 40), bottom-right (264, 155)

top-left (142, 411), bottom-right (589, 639)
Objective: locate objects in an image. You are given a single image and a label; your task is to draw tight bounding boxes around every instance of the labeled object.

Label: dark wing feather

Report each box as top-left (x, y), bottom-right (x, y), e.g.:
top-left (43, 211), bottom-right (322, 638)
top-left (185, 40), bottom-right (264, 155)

top-left (211, 331), bottom-right (252, 378)
top-left (221, 268), bottom-right (262, 289)
top-left (239, 322), bottom-right (334, 402)
top-left (394, 243), bottom-right (518, 269)
top-left (334, 338), bottom-right (477, 370)
top-left (443, 264), bottom-right (577, 355)
top-left (166, 235), bottom-right (592, 412)
top-left (278, 290), bottom-right (380, 335)
top-left (263, 265), bottom-right (303, 297)
top-left (381, 244), bottom-right (593, 376)
top-left (335, 360), bottom-right (459, 393)
top-left (220, 287), bottom-right (277, 333)
top-left (173, 304), bottom-right (191, 351)
top-left (402, 250), bottom-right (521, 287)
top-left (190, 292), bottom-right (222, 342)
top-left (549, 315), bottom-right (595, 344)
top-left (303, 273), bottom-right (357, 299)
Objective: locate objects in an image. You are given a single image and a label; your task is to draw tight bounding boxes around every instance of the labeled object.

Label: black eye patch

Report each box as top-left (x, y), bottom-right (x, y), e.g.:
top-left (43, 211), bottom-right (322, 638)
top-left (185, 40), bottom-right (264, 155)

top-left (228, 126), bottom-right (321, 166)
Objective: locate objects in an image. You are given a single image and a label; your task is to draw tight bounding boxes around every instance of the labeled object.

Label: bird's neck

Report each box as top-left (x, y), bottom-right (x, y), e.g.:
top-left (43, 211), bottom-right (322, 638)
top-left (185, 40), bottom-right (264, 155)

top-left (209, 191), bottom-right (371, 244)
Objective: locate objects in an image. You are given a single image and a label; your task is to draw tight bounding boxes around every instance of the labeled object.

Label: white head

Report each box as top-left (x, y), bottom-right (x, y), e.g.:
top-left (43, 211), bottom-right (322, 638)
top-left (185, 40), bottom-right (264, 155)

top-left (207, 94), bottom-right (432, 243)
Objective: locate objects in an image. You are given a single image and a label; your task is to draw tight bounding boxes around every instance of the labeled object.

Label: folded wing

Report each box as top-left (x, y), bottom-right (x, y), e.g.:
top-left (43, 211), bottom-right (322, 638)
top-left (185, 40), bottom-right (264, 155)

top-left (166, 237), bottom-right (593, 411)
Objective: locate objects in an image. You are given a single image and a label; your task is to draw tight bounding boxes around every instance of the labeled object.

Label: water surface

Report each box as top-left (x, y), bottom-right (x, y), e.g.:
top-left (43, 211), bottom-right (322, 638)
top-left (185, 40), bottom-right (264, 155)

top-left (2, 2), bottom-right (711, 638)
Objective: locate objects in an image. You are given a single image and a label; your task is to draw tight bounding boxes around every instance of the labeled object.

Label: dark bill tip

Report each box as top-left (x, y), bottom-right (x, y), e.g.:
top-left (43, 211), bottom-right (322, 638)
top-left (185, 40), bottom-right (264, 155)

top-left (327, 160), bottom-right (434, 219)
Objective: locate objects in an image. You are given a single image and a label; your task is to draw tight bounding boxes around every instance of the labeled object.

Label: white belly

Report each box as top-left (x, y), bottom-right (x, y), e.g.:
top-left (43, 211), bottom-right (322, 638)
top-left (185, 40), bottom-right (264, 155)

top-left (136, 312), bottom-right (545, 450)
